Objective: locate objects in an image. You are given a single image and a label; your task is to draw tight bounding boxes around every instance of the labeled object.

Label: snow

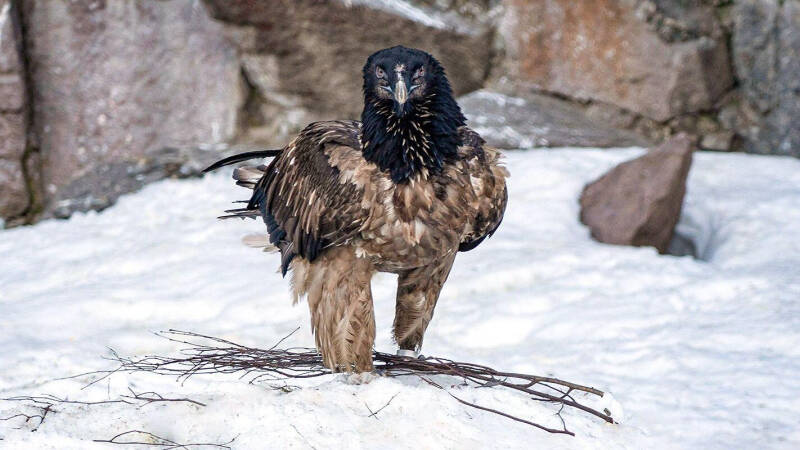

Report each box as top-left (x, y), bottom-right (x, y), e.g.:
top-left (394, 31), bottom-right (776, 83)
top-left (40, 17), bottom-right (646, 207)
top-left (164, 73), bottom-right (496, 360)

top-left (339, 0), bottom-right (480, 35)
top-left (2, 148), bottom-right (800, 449)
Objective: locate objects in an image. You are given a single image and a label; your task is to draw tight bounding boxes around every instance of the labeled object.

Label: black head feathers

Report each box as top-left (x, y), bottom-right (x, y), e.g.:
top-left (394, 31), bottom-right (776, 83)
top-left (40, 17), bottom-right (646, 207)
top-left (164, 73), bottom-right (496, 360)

top-left (361, 46), bottom-right (466, 183)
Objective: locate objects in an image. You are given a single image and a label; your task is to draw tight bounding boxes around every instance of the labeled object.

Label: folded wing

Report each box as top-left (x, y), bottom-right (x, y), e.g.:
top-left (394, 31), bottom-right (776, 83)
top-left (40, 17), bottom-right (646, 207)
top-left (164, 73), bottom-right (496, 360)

top-left (215, 120), bottom-right (369, 275)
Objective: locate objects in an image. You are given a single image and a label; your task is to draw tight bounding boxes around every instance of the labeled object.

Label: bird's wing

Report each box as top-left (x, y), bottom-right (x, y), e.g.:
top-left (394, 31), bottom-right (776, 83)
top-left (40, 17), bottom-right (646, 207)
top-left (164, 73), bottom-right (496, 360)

top-left (222, 120), bottom-right (371, 275)
top-left (457, 126), bottom-right (509, 252)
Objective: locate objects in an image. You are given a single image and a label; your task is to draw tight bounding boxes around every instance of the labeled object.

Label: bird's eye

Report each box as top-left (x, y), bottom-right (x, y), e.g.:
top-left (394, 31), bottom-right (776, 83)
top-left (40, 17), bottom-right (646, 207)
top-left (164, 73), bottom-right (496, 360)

top-left (413, 67), bottom-right (425, 80)
top-left (375, 66), bottom-right (386, 79)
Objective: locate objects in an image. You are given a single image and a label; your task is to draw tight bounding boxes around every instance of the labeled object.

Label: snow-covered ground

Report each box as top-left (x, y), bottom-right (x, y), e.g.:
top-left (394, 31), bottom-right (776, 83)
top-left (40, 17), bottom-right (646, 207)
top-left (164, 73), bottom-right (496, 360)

top-left (1, 149), bottom-right (799, 449)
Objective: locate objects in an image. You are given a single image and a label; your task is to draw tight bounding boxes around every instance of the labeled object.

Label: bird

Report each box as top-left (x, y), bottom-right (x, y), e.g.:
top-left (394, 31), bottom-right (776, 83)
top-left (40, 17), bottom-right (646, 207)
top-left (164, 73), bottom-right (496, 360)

top-left (204, 46), bottom-right (508, 373)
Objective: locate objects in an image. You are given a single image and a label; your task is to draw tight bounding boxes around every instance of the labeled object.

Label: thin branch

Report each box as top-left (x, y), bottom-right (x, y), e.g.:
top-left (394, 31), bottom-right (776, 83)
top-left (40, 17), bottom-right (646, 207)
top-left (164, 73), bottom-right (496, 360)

top-left (66, 329), bottom-right (615, 436)
top-left (418, 376), bottom-right (574, 436)
top-left (92, 430), bottom-right (236, 449)
top-left (365, 392), bottom-right (399, 420)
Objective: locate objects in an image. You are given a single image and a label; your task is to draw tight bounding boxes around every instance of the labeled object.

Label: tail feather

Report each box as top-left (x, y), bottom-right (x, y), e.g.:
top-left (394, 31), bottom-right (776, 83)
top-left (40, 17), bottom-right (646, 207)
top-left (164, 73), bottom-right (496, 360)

top-left (218, 207), bottom-right (260, 220)
top-left (202, 149), bottom-right (281, 173)
top-left (233, 166), bottom-right (265, 188)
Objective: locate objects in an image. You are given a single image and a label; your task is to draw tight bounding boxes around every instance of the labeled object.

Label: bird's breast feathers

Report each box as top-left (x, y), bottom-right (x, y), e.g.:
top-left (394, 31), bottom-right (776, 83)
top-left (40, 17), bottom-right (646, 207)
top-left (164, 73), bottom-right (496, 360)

top-left (320, 126), bottom-right (507, 271)
top-left (218, 120), bottom-right (507, 274)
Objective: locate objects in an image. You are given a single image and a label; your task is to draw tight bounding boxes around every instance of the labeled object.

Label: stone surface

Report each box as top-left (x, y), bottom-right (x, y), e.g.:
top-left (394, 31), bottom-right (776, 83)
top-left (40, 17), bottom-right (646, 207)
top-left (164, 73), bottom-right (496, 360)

top-left (579, 133), bottom-right (695, 253)
top-left (700, 131), bottom-right (735, 152)
top-left (21, 0), bottom-right (243, 218)
top-left (636, 0), bottom-right (725, 42)
top-left (459, 90), bottom-right (649, 149)
top-left (0, 0), bottom-right (21, 73)
top-left (0, 112), bottom-right (24, 159)
top-left (732, 0), bottom-right (800, 157)
top-left (501, 0), bottom-right (733, 122)
top-left (0, 73), bottom-right (24, 111)
top-left (0, 158), bottom-right (27, 220)
top-left (204, 0), bottom-right (493, 143)
top-left (0, 0), bottom-right (27, 223)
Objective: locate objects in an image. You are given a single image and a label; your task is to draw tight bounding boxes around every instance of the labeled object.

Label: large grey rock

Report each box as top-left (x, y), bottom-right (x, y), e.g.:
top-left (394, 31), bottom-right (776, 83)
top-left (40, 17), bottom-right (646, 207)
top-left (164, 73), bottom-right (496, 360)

top-left (0, 0), bottom-right (27, 223)
top-left (500, 0), bottom-right (733, 122)
top-left (203, 0), bottom-right (493, 146)
top-left (0, 158), bottom-right (27, 220)
top-left (579, 134), bottom-right (695, 253)
top-left (636, 0), bottom-right (725, 42)
top-left (21, 0), bottom-right (243, 218)
top-left (732, 0), bottom-right (800, 157)
top-left (0, 0), bottom-right (21, 74)
top-left (0, 113), bottom-right (24, 160)
top-left (459, 90), bottom-right (649, 149)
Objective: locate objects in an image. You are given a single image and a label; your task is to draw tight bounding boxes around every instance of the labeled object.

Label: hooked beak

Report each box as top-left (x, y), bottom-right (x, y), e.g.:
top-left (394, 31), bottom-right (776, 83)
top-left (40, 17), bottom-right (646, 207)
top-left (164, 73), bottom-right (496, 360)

top-left (394, 78), bottom-right (408, 105)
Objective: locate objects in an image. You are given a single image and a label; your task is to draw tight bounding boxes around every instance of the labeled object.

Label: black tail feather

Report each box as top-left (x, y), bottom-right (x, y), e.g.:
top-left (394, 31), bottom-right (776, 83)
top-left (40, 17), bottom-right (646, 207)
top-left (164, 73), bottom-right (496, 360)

top-left (202, 149), bottom-right (282, 173)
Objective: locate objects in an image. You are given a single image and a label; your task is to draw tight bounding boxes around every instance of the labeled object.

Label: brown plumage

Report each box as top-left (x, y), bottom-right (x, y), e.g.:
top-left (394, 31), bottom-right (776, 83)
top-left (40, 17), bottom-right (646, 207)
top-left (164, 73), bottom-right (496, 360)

top-left (206, 47), bottom-right (508, 373)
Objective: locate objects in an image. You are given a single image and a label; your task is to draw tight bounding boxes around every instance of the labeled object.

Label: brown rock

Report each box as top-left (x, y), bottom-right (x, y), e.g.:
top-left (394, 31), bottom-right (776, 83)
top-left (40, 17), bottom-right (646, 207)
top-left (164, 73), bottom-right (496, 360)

top-left (732, 0), bottom-right (800, 157)
top-left (0, 0), bottom-right (21, 73)
top-left (0, 113), bottom-right (24, 159)
top-left (700, 131), bottom-right (735, 152)
top-left (501, 0), bottom-right (733, 122)
top-left (20, 0), bottom-right (243, 218)
top-left (204, 0), bottom-right (492, 125)
top-left (0, 158), bottom-right (27, 221)
top-left (0, 73), bottom-right (24, 112)
top-left (579, 133), bottom-right (695, 253)
top-left (0, 0), bottom-right (28, 223)
top-left (459, 89), bottom-right (649, 149)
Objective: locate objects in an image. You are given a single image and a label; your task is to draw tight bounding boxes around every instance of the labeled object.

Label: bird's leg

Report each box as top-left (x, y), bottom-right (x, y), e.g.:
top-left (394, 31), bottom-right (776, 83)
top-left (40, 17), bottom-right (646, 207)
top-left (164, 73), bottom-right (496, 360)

top-left (393, 254), bottom-right (456, 353)
top-left (302, 247), bottom-right (376, 373)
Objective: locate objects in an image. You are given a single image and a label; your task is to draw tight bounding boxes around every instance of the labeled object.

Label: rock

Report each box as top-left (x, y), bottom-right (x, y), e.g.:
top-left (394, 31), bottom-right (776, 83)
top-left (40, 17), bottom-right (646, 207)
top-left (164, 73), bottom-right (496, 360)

top-left (0, 0), bottom-right (28, 223)
top-left (0, 0), bottom-right (21, 74)
top-left (732, 0), bottom-right (800, 157)
top-left (20, 0), bottom-right (243, 219)
top-left (700, 131), bottom-right (735, 152)
top-left (579, 133), bottom-right (695, 253)
top-left (500, 0), bottom-right (733, 122)
top-left (204, 0), bottom-right (493, 134)
top-left (0, 113), bottom-right (24, 160)
top-left (0, 158), bottom-right (27, 220)
top-left (0, 73), bottom-right (24, 111)
top-left (459, 90), bottom-right (649, 149)
top-left (635, 0), bottom-right (724, 42)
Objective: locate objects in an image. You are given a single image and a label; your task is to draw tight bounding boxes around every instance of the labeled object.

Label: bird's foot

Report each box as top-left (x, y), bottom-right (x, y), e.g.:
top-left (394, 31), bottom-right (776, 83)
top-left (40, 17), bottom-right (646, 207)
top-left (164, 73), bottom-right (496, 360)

top-left (343, 371), bottom-right (381, 385)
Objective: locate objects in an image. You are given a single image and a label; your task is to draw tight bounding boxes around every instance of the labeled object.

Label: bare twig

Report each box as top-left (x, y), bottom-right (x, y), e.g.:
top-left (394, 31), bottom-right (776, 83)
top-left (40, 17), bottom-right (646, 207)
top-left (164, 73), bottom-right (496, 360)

top-left (68, 330), bottom-right (615, 436)
top-left (0, 404), bottom-right (55, 431)
top-left (365, 392), bottom-right (399, 420)
top-left (93, 430), bottom-right (235, 449)
top-left (122, 388), bottom-right (207, 408)
top-left (418, 376), bottom-right (574, 436)
top-left (0, 391), bottom-right (205, 433)
top-left (289, 424), bottom-right (317, 450)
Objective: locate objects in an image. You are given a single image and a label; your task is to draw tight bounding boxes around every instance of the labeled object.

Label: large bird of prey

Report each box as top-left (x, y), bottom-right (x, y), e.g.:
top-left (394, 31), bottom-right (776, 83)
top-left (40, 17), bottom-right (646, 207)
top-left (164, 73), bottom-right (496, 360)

top-left (204, 46), bottom-right (508, 373)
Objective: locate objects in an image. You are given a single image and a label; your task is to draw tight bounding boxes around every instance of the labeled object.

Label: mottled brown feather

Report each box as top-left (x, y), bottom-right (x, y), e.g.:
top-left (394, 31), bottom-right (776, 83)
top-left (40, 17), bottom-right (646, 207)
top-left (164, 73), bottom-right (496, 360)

top-left (224, 121), bottom-right (508, 372)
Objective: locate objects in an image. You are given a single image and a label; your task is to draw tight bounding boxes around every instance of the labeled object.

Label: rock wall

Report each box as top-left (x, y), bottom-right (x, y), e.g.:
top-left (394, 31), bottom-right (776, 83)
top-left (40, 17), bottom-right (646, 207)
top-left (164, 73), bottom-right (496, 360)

top-left (20, 0), bottom-right (242, 219)
top-left (501, 0), bottom-right (732, 122)
top-left (0, 0), bottom-right (798, 226)
top-left (498, 0), bottom-right (799, 157)
top-left (730, 0), bottom-right (800, 156)
top-left (0, 0), bottom-right (28, 224)
top-left (202, 0), bottom-right (494, 148)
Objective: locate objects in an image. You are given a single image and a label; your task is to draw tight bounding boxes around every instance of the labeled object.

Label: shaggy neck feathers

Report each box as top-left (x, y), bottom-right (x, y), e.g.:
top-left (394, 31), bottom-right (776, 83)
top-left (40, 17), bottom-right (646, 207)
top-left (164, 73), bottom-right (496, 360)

top-left (360, 74), bottom-right (466, 183)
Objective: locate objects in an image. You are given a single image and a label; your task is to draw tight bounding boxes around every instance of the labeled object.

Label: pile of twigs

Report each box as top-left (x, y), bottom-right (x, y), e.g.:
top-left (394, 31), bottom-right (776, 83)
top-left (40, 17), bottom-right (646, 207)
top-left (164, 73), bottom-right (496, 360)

top-left (83, 329), bottom-right (615, 436)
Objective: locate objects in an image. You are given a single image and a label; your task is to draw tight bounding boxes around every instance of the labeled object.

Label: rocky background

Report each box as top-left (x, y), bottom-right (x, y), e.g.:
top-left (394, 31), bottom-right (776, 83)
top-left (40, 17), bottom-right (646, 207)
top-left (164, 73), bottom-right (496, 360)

top-left (1, 0), bottom-right (798, 227)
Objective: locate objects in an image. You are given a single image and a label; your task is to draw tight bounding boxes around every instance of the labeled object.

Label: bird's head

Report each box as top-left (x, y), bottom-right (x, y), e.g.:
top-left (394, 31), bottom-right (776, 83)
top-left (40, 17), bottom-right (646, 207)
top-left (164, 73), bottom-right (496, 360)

top-left (363, 46), bottom-right (440, 118)
top-left (361, 46), bottom-right (466, 182)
